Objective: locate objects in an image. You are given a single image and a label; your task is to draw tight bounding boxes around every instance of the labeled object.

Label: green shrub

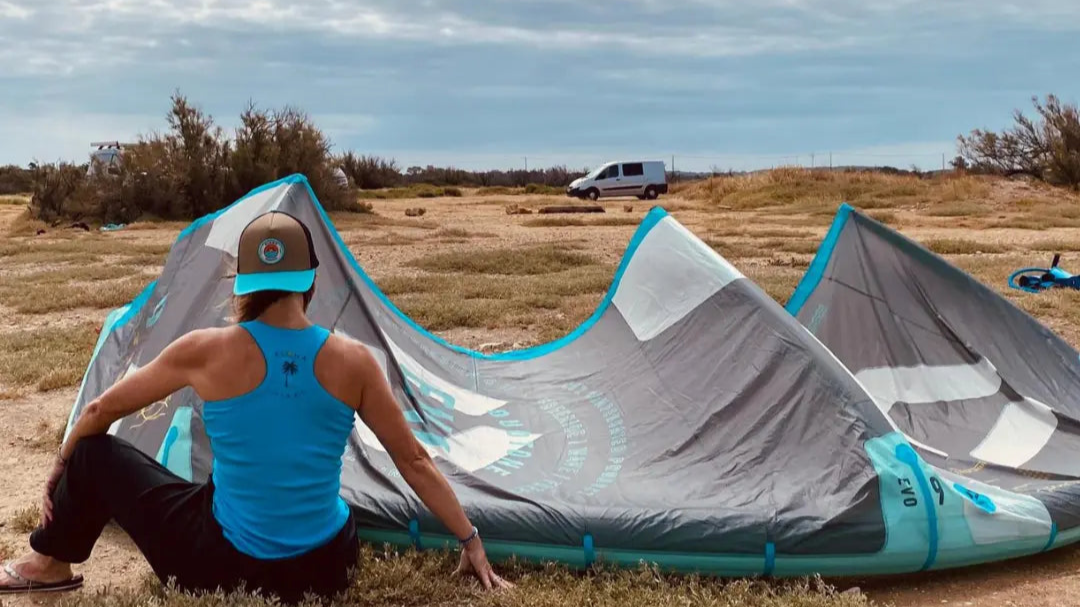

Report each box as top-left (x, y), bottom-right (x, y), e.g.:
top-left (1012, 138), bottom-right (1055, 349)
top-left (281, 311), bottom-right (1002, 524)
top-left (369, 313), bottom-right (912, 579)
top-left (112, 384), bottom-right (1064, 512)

top-left (27, 92), bottom-right (354, 225)
top-left (338, 153), bottom-right (401, 189)
top-left (959, 93), bottom-right (1080, 190)
top-left (0, 164), bottom-right (33, 195)
top-left (28, 161), bottom-right (86, 224)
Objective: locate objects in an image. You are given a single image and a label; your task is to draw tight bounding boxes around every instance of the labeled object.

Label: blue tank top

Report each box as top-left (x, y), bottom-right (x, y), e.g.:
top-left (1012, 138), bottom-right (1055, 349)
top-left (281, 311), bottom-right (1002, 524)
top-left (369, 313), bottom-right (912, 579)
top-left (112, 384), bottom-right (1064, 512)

top-left (202, 320), bottom-right (355, 559)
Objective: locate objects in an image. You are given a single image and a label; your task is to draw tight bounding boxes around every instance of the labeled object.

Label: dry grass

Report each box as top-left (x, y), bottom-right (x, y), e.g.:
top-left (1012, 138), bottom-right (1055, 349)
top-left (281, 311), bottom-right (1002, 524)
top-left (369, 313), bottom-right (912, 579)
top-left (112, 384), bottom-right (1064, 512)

top-left (347, 231), bottom-right (424, 247)
top-left (0, 232), bottom-right (169, 267)
top-left (5, 209), bottom-right (47, 236)
top-left (476, 186), bottom-right (522, 196)
top-left (923, 238), bottom-right (1009, 255)
top-left (923, 200), bottom-right (990, 217)
top-left (676, 168), bottom-right (998, 214)
top-left (392, 295), bottom-right (534, 331)
top-left (707, 224), bottom-right (820, 240)
top-left (374, 266), bottom-right (614, 334)
top-left (376, 266), bottom-right (612, 299)
top-left (0, 195), bottom-right (28, 205)
top-left (0, 538), bottom-right (14, 562)
top-left (124, 219), bottom-right (192, 231)
top-left (0, 277), bottom-right (149, 314)
top-left (429, 227), bottom-right (496, 243)
top-left (751, 228), bottom-right (819, 239)
top-left (707, 239), bottom-right (768, 259)
top-left (329, 211), bottom-right (439, 231)
top-left (4, 265), bottom-right (138, 284)
top-left (0, 237), bottom-right (172, 262)
top-left (708, 234), bottom-right (820, 257)
top-left (984, 217), bottom-right (1080, 230)
top-left (408, 245), bottom-right (597, 275)
top-left (522, 216), bottom-right (641, 228)
top-left (0, 322), bottom-right (100, 392)
top-left (120, 252), bottom-right (170, 267)
top-left (742, 265), bottom-right (807, 305)
top-left (1022, 238), bottom-right (1080, 252)
top-left (57, 545), bottom-right (869, 607)
top-left (865, 210), bottom-right (900, 226)
top-left (21, 418), bottom-right (66, 453)
top-left (9, 505), bottom-right (40, 534)
top-left (760, 238), bottom-right (820, 255)
top-left (356, 185), bottom-right (463, 200)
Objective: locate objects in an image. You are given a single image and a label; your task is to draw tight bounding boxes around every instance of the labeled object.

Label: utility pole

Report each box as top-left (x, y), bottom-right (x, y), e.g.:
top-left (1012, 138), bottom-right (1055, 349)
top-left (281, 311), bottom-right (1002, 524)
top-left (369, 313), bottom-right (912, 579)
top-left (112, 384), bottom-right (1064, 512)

top-left (811, 152), bottom-right (815, 169)
top-left (942, 153), bottom-right (946, 172)
top-left (524, 156), bottom-right (528, 173)
top-left (671, 154), bottom-right (676, 183)
top-left (829, 152), bottom-right (833, 170)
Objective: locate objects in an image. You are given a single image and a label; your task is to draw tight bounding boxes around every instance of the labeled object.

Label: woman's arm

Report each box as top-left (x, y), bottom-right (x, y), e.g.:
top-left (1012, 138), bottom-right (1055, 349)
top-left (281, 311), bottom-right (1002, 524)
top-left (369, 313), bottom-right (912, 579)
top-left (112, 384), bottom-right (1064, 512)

top-left (353, 352), bottom-right (474, 540)
top-left (350, 343), bottom-right (512, 590)
top-left (42, 330), bottom-right (207, 525)
top-left (59, 330), bottom-right (205, 461)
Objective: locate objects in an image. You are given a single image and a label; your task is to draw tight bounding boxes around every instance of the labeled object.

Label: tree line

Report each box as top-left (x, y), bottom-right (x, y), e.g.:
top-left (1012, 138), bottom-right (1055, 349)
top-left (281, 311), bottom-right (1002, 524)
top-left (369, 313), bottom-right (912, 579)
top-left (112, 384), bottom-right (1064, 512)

top-left (6, 91), bottom-right (1078, 225)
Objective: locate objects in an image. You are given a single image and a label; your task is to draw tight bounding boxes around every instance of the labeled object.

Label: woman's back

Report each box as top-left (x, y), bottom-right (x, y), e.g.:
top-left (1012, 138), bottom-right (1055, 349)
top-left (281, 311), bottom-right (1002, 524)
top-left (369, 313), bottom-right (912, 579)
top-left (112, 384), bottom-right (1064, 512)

top-left (201, 320), bottom-right (355, 559)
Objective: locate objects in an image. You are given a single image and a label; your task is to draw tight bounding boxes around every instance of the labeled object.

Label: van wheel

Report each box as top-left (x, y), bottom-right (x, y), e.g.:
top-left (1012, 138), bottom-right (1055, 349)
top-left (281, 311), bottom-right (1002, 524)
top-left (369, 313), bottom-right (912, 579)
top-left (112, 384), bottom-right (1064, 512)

top-left (586, 188), bottom-right (599, 201)
top-left (645, 186), bottom-right (659, 200)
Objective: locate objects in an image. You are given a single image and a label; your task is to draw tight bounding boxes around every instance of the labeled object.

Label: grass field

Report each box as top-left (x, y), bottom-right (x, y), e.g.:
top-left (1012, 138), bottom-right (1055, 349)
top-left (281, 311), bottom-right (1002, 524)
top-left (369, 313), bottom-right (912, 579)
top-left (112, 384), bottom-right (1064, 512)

top-left (2, 169), bottom-right (1080, 606)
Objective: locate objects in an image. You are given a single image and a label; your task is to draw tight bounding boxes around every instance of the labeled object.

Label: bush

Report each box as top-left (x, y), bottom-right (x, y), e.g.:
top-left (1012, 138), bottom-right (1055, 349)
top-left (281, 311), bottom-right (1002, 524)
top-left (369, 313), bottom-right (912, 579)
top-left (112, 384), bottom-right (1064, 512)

top-left (0, 165), bottom-right (33, 195)
top-left (339, 153), bottom-right (401, 189)
top-left (525, 183), bottom-right (563, 195)
top-left (958, 93), bottom-right (1080, 189)
top-left (28, 161), bottom-right (86, 224)
top-left (400, 165), bottom-right (588, 188)
top-left (28, 92), bottom-right (356, 224)
top-left (443, 186), bottom-right (463, 197)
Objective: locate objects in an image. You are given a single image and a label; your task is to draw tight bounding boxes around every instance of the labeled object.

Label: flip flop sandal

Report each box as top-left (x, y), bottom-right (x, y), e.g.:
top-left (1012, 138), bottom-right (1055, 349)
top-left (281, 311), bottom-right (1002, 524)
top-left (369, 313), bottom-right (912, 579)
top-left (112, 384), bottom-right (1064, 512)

top-left (0, 562), bottom-right (84, 594)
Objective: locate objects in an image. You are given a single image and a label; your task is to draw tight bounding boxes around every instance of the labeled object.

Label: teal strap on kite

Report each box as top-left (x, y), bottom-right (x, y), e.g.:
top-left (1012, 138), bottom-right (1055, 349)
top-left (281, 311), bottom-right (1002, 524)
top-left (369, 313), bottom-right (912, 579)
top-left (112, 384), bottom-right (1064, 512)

top-left (408, 519), bottom-right (420, 549)
top-left (1042, 522), bottom-right (1058, 552)
top-left (895, 444), bottom-right (938, 571)
top-left (764, 542), bottom-right (776, 576)
top-left (583, 533), bottom-right (595, 567)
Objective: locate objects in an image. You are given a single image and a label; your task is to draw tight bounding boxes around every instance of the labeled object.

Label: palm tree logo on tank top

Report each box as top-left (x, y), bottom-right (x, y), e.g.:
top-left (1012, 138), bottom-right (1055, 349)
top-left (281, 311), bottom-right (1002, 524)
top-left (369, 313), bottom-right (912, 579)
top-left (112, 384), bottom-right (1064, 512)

top-left (282, 360), bottom-right (299, 387)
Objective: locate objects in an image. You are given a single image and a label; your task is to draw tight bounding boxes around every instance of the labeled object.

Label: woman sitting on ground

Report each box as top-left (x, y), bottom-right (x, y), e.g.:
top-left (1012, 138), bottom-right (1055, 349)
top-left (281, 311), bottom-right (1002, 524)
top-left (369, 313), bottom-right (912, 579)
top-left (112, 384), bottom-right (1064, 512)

top-left (0, 210), bottom-right (512, 601)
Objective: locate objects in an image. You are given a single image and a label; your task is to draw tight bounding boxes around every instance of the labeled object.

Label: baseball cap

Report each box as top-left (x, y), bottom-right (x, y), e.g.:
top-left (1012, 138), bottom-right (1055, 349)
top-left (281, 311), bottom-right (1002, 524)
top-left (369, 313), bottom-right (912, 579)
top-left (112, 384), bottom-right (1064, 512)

top-left (233, 211), bottom-right (320, 296)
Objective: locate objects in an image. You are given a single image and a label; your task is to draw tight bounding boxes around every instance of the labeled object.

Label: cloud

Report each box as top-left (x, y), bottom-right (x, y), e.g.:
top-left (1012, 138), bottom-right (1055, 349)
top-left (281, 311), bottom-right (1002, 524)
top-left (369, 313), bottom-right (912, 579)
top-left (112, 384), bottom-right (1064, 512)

top-left (0, 0), bottom-right (1078, 167)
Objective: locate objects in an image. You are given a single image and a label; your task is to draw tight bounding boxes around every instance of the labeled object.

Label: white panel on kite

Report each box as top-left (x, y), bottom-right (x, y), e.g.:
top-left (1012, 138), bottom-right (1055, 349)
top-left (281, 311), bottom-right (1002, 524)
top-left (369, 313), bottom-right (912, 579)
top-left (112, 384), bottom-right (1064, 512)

top-left (204, 184), bottom-right (289, 256)
top-left (970, 398), bottom-right (1059, 469)
top-left (854, 357), bottom-right (1003, 414)
top-left (613, 216), bottom-right (743, 342)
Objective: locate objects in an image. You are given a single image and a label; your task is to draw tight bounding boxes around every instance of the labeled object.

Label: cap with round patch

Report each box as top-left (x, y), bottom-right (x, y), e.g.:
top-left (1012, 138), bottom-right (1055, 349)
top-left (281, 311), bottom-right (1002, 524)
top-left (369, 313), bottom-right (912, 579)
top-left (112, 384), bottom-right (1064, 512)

top-left (234, 211), bottom-right (319, 296)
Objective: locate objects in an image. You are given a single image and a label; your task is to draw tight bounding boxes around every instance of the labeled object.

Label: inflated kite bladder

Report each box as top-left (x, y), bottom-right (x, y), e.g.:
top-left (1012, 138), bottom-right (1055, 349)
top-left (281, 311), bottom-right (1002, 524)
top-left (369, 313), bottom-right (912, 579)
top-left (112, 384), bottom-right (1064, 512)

top-left (1009, 254), bottom-right (1080, 293)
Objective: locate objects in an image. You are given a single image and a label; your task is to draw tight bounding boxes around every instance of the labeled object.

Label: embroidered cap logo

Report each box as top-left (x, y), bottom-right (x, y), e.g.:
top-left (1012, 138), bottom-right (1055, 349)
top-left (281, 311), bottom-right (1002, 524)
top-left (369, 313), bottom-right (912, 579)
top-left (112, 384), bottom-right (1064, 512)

top-left (257, 238), bottom-right (285, 265)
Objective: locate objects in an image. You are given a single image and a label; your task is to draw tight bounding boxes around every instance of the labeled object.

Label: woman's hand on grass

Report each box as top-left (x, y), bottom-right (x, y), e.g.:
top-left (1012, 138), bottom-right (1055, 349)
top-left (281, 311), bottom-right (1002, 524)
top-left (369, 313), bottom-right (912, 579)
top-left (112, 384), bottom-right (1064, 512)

top-left (454, 537), bottom-right (514, 591)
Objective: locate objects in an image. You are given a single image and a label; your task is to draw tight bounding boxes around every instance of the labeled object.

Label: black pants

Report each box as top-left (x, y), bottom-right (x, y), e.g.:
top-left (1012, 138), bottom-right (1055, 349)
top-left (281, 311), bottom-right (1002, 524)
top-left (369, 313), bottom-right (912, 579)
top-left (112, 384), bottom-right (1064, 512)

top-left (30, 434), bottom-right (358, 603)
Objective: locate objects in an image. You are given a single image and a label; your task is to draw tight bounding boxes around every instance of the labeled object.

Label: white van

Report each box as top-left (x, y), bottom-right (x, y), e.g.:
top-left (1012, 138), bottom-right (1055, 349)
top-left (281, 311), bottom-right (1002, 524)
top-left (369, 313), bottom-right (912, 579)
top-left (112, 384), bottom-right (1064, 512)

top-left (566, 160), bottom-right (668, 201)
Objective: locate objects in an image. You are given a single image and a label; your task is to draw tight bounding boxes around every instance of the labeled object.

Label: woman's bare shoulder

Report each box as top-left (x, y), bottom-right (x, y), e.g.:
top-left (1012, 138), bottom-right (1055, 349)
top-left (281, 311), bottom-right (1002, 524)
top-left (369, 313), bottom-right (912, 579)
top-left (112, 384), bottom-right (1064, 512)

top-left (165, 326), bottom-right (252, 362)
top-left (314, 332), bottom-right (384, 409)
top-left (323, 332), bottom-right (381, 372)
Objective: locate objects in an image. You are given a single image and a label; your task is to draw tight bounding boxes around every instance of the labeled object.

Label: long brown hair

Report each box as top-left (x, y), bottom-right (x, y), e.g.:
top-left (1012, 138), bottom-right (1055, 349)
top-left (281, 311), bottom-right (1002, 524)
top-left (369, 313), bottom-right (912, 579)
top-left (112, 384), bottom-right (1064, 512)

top-left (231, 287), bottom-right (314, 323)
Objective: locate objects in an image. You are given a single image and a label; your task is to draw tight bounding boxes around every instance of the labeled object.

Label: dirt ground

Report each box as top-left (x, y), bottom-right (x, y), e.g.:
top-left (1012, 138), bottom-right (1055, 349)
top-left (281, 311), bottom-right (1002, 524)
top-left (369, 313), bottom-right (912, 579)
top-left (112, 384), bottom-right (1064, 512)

top-left (2, 184), bottom-right (1079, 606)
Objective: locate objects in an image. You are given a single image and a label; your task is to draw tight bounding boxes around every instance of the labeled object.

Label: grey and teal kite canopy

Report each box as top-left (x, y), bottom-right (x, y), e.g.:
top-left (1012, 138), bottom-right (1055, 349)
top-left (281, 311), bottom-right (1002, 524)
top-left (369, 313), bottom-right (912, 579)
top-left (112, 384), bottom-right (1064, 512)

top-left (66, 176), bottom-right (1080, 577)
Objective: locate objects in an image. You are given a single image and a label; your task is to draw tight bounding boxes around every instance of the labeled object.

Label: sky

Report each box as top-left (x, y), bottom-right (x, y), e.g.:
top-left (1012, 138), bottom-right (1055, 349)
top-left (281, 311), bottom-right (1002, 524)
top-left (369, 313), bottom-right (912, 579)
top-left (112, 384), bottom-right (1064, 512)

top-left (1, 0), bottom-right (1079, 173)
